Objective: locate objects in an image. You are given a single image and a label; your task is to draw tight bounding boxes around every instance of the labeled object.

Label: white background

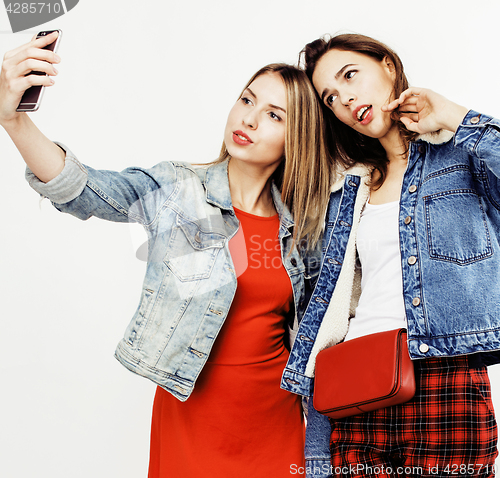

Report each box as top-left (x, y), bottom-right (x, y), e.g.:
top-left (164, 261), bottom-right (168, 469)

top-left (1, 1), bottom-right (500, 477)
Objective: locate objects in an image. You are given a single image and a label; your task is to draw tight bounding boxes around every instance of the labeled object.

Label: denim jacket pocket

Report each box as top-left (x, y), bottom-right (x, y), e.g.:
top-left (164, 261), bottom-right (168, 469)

top-left (164, 214), bottom-right (225, 281)
top-left (424, 190), bottom-right (493, 265)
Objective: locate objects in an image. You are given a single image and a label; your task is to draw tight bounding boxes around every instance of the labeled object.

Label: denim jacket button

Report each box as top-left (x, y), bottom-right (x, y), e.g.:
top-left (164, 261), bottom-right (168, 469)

top-left (419, 343), bottom-right (429, 353)
top-left (408, 256), bottom-right (417, 265)
top-left (404, 216), bottom-right (412, 225)
top-left (471, 116), bottom-right (480, 124)
top-left (412, 297), bottom-right (421, 307)
top-left (291, 258), bottom-right (297, 267)
top-left (409, 185), bottom-right (417, 193)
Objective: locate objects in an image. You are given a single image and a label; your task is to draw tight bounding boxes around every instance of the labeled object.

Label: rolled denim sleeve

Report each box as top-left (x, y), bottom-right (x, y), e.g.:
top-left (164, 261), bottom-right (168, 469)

top-left (25, 142), bottom-right (178, 225)
top-left (25, 143), bottom-right (88, 205)
top-left (454, 110), bottom-right (500, 179)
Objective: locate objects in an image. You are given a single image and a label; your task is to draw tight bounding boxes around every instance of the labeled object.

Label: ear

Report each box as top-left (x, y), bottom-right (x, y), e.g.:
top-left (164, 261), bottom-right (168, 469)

top-left (383, 56), bottom-right (396, 81)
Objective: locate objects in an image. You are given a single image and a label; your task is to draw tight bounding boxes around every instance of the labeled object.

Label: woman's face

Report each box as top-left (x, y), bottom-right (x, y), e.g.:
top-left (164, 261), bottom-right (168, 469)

top-left (224, 72), bottom-right (286, 170)
top-left (312, 49), bottom-right (396, 139)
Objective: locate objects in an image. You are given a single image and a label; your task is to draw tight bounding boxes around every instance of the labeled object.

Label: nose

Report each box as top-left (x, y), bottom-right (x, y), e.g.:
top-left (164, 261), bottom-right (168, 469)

top-left (242, 110), bottom-right (257, 129)
top-left (340, 91), bottom-right (356, 107)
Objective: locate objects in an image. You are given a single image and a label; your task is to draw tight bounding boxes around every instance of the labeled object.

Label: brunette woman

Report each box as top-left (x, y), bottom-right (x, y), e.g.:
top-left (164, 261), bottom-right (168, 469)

top-left (0, 32), bottom-right (332, 477)
top-left (280, 33), bottom-right (500, 477)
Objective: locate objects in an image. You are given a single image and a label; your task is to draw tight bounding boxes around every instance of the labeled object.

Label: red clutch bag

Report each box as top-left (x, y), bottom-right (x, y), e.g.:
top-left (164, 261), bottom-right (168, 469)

top-left (313, 328), bottom-right (416, 419)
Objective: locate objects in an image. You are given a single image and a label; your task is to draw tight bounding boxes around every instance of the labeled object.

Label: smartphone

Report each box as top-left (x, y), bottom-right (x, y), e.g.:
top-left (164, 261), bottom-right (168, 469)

top-left (17, 29), bottom-right (62, 112)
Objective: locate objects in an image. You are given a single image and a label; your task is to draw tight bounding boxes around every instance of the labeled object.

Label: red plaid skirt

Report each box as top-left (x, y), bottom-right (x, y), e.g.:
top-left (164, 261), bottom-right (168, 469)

top-left (329, 356), bottom-right (498, 477)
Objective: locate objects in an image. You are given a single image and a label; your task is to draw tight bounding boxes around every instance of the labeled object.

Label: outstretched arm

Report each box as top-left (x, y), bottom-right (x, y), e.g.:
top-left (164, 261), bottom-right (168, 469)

top-left (0, 31), bottom-right (65, 182)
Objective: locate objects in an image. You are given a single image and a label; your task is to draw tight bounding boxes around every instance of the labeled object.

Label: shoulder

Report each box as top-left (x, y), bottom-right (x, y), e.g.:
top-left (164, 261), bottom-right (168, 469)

top-left (142, 160), bottom-right (208, 185)
top-left (330, 163), bottom-right (372, 193)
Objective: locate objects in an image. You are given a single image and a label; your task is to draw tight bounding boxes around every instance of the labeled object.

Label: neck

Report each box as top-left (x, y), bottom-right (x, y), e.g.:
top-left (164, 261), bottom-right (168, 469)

top-left (227, 159), bottom-right (278, 217)
top-left (370, 124), bottom-right (409, 193)
top-left (378, 124), bottom-right (408, 165)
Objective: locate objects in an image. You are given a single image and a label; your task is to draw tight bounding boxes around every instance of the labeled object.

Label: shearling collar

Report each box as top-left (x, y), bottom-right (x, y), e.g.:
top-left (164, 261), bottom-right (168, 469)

top-left (330, 129), bottom-right (455, 192)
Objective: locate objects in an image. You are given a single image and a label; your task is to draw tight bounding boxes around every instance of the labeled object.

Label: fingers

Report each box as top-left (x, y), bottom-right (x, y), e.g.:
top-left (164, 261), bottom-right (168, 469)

top-left (34, 30), bottom-right (59, 47)
top-left (2, 34), bottom-right (60, 89)
top-left (382, 98), bottom-right (400, 112)
top-left (30, 30), bottom-right (58, 44)
top-left (7, 72), bottom-right (55, 97)
top-left (399, 116), bottom-right (422, 134)
top-left (383, 87), bottom-right (425, 112)
top-left (399, 112), bottom-right (419, 124)
top-left (15, 57), bottom-right (59, 78)
top-left (4, 31), bottom-right (59, 61)
top-left (0, 33), bottom-right (60, 122)
top-left (6, 45), bottom-right (60, 71)
top-left (4, 31), bottom-right (60, 68)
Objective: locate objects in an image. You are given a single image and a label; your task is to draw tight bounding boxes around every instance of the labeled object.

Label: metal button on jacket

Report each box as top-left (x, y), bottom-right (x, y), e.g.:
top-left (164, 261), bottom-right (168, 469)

top-left (404, 216), bottom-right (412, 225)
top-left (412, 297), bottom-right (421, 307)
top-left (409, 185), bottom-right (417, 193)
top-left (408, 256), bottom-right (417, 265)
top-left (419, 343), bottom-right (429, 353)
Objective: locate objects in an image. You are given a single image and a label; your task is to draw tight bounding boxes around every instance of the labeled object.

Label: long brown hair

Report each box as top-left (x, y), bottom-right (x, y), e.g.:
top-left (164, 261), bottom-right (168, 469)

top-left (213, 63), bottom-right (332, 248)
top-left (301, 33), bottom-right (418, 187)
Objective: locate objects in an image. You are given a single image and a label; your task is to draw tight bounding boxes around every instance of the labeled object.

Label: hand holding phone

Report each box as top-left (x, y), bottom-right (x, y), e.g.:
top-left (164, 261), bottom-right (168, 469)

top-left (16, 29), bottom-right (62, 112)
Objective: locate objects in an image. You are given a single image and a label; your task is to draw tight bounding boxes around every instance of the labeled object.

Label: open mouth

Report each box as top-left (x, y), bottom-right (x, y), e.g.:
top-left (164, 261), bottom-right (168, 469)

top-left (232, 130), bottom-right (253, 145)
top-left (356, 105), bottom-right (372, 122)
top-left (235, 133), bottom-right (251, 142)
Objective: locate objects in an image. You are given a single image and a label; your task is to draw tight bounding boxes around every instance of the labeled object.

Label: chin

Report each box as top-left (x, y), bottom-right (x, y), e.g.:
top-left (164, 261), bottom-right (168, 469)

top-left (359, 121), bottom-right (393, 139)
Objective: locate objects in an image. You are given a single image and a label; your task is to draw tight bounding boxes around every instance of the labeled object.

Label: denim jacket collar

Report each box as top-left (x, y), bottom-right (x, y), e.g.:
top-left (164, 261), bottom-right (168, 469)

top-left (203, 160), bottom-right (234, 211)
top-left (202, 159), bottom-right (295, 233)
top-left (329, 130), bottom-right (455, 193)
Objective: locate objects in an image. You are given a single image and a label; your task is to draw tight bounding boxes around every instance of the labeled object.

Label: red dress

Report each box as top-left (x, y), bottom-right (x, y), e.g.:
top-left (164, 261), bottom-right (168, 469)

top-left (148, 207), bottom-right (305, 477)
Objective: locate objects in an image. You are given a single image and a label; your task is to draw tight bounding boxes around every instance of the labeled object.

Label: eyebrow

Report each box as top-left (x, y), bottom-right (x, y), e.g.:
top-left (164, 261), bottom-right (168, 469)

top-left (336, 63), bottom-right (356, 80)
top-left (320, 63), bottom-right (356, 101)
top-left (246, 87), bottom-right (287, 114)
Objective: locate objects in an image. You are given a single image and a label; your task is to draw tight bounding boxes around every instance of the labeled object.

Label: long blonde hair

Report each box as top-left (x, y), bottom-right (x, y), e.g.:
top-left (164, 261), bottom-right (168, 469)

top-left (215, 63), bottom-right (332, 249)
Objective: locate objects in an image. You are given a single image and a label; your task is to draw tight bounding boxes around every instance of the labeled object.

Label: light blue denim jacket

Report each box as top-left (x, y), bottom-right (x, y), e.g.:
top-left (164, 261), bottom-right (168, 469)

top-left (26, 148), bottom-right (309, 402)
top-left (281, 110), bottom-right (500, 477)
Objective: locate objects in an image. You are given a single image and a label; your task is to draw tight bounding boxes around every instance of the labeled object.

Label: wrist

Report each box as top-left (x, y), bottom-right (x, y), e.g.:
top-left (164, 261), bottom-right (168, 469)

top-left (441, 104), bottom-right (469, 133)
top-left (0, 112), bottom-right (26, 133)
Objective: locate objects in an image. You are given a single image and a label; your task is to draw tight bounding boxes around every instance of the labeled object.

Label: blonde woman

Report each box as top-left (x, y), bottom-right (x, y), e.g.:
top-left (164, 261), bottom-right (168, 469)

top-left (0, 32), bottom-right (331, 477)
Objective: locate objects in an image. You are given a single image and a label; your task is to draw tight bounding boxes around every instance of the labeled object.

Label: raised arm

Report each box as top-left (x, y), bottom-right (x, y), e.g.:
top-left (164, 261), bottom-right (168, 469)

top-left (0, 31), bottom-right (65, 182)
top-left (382, 87), bottom-right (469, 134)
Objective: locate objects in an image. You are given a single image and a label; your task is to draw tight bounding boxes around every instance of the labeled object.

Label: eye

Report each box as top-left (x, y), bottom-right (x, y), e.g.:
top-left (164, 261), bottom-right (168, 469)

top-left (269, 111), bottom-right (282, 122)
top-left (241, 96), bottom-right (253, 105)
top-left (345, 70), bottom-right (357, 80)
top-left (326, 94), bottom-right (338, 107)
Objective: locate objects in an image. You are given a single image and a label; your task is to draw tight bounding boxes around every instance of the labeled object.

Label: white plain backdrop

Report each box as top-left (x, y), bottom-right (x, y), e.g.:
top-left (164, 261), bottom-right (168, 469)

top-left (1, 1), bottom-right (500, 477)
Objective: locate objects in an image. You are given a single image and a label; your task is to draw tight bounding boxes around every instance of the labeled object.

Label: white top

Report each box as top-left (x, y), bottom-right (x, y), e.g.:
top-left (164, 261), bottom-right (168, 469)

top-left (344, 199), bottom-right (406, 341)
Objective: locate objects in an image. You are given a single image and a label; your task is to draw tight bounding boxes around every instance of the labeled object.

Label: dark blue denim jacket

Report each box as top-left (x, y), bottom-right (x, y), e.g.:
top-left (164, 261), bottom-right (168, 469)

top-left (282, 111), bottom-right (500, 477)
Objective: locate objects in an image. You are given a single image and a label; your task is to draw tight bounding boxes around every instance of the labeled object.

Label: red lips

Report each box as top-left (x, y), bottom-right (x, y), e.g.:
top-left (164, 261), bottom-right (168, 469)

top-left (232, 130), bottom-right (253, 145)
top-left (352, 105), bottom-right (373, 125)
